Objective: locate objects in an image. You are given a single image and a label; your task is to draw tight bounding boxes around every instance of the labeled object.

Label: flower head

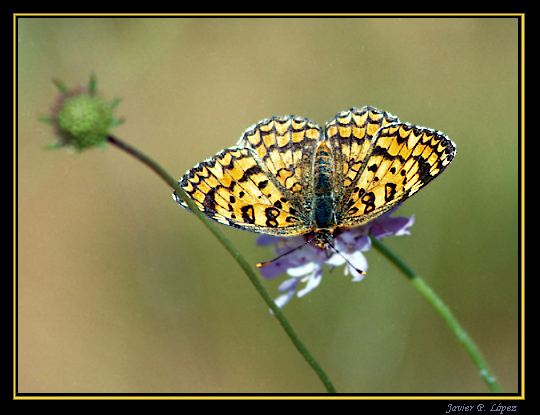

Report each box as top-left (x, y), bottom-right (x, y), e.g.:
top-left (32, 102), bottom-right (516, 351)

top-left (41, 74), bottom-right (122, 151)
top-left (257, 209), bottom-right (414, 308)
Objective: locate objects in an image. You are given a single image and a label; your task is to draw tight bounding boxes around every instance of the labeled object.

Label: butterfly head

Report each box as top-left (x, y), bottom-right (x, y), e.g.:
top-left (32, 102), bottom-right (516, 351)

top-left (309, 229), bottom-right (335, 248)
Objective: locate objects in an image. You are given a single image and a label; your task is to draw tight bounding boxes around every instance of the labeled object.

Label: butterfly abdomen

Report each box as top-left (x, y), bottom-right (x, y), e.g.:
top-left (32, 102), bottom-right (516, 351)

top-left (311, 142), bottom-right (336, 231)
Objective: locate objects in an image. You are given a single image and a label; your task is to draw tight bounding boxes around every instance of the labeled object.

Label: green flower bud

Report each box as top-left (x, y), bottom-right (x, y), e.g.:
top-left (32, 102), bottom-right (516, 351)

top-left (43, 74), bottom-right (122, 151)
top-left (55, 94), bottom-right (114, 149)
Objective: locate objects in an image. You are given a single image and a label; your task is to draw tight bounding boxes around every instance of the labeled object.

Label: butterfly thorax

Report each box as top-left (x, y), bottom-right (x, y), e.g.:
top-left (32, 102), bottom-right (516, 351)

top-left (310, 141), bottom-right (337, 247)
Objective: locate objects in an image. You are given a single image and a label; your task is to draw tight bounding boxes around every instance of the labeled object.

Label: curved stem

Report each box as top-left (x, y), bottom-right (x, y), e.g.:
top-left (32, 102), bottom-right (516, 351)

top-left (370, 236), bottom-right (503, 393)
top-left (106, 135), bottom-right (336, 393)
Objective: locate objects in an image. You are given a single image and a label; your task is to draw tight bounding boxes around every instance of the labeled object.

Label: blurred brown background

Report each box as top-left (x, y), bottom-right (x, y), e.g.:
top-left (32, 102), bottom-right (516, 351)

top-left (17, 16), bottom-right (519, 394)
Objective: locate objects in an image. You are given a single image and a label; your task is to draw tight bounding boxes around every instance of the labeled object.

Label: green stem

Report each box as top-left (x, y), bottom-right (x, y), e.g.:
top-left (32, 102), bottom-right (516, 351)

top-left (106, 135), bottom-right (336, 393)
top-left (370, 236), bottom-right (503, 393)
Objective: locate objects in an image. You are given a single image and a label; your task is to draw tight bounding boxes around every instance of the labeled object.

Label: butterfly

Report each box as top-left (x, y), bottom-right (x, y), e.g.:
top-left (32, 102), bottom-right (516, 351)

top-left (174, 107), bottom-right (455, 249)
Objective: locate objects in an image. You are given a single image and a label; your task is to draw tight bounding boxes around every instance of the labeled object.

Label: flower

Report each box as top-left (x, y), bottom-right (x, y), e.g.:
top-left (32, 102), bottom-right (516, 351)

top-left (40, 74), bottom-right (122, 151)
top-left (257, 210), bottom-right (415, 308)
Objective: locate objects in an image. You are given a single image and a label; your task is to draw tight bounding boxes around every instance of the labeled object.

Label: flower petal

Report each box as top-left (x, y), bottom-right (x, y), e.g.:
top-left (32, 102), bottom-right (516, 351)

top-left (256, 234), bottom-right (285, 246)
top-left (371, 214), bottom-right (415, 239)
top-left (353, 235), bottom-right (371, 251)
top-left (297, 269), bottom-right (323, 297)
top-left (286, 261), bottom-right (317, 277)
top-left (348, 264), bottom-right (367, 282)
top-left (258, 259), bottom-right (295, 279)
top-left (274, 290), bottom-right (296, 308)
top-left (278, 277), bottom-right (299, 293)
top-left (324, 252), bottom-right (346, 267)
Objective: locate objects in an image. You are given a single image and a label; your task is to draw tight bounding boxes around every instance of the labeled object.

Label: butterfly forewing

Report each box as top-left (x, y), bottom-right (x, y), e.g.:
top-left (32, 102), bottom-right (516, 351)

top-left (325, 107), bottom-right (399, 222)
top-left (337, 122), bottom-right (456, 227)
top-left (237, 116), bottom-right (321, 210)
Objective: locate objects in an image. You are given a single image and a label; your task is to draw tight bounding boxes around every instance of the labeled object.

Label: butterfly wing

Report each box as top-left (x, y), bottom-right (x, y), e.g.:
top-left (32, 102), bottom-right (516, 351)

top-left (326, 108), bottom-right (456, 227)
top-left (325, 107), bottom-right (398, 219)
top-left (237, 115), bottom-right (321, 209)
top-left (174, 116), bottom-right (322, 236)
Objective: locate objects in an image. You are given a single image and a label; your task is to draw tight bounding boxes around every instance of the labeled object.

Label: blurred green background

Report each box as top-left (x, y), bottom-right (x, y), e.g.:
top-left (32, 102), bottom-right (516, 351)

top-left (17, 17), bottom-right (519, 394)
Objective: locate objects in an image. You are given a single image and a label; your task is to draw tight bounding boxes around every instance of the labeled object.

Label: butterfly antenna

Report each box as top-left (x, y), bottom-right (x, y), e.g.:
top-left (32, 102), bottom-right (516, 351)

top-left (256, 241), bottom-right (310, 268)
top-left (326, 240), bottom-right (366, 276)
